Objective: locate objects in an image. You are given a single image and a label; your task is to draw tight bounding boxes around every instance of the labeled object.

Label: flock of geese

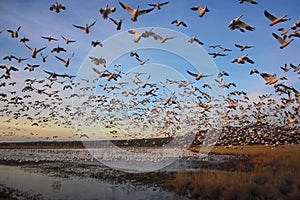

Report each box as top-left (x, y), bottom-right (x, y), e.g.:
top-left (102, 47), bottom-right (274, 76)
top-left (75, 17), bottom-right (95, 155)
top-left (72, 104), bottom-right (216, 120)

top-left (0, 1), bottom-right (299, 146)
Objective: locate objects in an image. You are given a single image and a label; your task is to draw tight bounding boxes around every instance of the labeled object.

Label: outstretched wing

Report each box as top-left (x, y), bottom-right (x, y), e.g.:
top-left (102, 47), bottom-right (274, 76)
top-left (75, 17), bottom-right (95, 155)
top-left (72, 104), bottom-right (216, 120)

top-left (264, 10), bottom-right (276, 21)
top-left (186, 70), bottom-right (198, 77)
top-left (119, 1), bottom-right (134, 13)
top-left (72, 24), bottom-right (85, 30)
top-left (138, 8), bottom-right (154, 16)
top-left (88, 19), bottom-right (97, 28)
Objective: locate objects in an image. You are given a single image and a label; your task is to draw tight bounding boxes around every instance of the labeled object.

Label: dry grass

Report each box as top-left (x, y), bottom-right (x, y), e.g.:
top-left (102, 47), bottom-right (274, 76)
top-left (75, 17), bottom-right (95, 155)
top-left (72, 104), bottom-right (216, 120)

top-left (164, 145), bottom-right (300, 199)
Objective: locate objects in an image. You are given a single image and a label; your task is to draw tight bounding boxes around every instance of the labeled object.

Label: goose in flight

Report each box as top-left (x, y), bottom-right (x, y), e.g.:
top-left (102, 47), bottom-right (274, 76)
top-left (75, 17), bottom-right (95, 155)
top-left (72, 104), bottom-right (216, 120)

top-left (288, 30), bottom-right (300, 38)
top-left (41, 36), bottom-right (58, 42)
top-left (155, 35), bottom-right (175, 43)
top-left (24, 64), bottom-right (39, 72)
top-left (249, 69), bottom-right (259, 75)
top-left (20, 36), bottom-right (29, 43)
top-left (55, 53), bottom-right (74, 67)
top-left (40, 53), bottom-right (48, 63)
top-left (72, 19), bottom-right (97, 34)
top-left (61, 35), bottom-right (76, 44)
top-left (291, 20), bottom-right (300, 30)
top-left (0, 65), bottom-right (19, 77)
top-left (280, 64), bottom-right (290, 72)
top-left (190, 6), bottom-right (209, 17)
top-left (171, 20), bottom-right (187, 27)
top-left (49, 2), bottom-right (66, 13)
top-left (209, 52), bottom-right (227, 58)
top-left (239, 0), bottom-right (258, 4)
top-left (148, 2), bottom-right (169, 10)
top-left (119, 1), bottom-right (154, 22)
top-left (109, 18), bottom-right (123, 30)
top-left (7, 26), bottom-right (21, 38)
top-left (272, 33), bottom-right (294, 49)
top-left (100, 4), bottom-right (116, 19)
top-left (89, 56), bottom-right (106, 67)
top-left (128, 29), bottom-right (143, 43)
top-left (25, 44), bottom-right (47, 58)
top-left (229, 14), bottom-right (254, 32)
top-left (91, 40), bottom-right (103, 47)
top-left (235, 43), bottom-right (254, 51)
top-left (264, 10), bottom-right (290, 26)
top-left (51, 45), bottom-right (67, 53)
top-left (260, 73), bottom-right (287, 85)
top-left (278, 28), bottom-right (289, 36)
top-left (187, 70), bottom-right (212, 81)
top-left (44, 70), bottom-right (64, 80)
top-left (232, 54), bottom-right (254, 64)
top-left (188, 36), bottom-right (204, 45)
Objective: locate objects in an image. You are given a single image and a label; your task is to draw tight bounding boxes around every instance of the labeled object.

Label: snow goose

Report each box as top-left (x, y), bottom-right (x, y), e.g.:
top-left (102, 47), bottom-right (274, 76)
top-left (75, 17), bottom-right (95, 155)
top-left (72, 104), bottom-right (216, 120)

top-left (119, 1), bottom-right (154, 22)
top-left (264, 10), bottom-right (290, 26)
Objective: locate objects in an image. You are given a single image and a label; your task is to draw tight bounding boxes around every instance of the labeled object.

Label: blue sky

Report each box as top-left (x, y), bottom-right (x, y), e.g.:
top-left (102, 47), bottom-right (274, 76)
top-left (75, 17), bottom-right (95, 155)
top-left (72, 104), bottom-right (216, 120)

top-left (0, 0), bottom-right (299, 141)
top-left (1, 0), bottom-right (299, 92)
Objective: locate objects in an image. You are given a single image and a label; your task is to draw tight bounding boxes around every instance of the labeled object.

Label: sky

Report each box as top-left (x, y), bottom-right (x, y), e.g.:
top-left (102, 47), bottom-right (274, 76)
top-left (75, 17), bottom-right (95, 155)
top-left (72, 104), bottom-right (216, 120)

top-left (0, 0), bottom-right (299, 141)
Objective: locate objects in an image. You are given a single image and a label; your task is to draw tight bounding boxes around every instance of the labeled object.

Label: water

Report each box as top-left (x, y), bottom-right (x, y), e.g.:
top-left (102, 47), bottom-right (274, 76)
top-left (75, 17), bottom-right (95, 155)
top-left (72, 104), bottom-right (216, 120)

top-left (0, 165), bottom-right (184, 200)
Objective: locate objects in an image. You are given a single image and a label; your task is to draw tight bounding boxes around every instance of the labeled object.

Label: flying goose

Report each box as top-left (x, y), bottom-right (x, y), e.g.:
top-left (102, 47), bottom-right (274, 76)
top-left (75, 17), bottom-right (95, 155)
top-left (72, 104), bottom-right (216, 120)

top-left (24, 64), bottom-right (40, 72)
top-left (291, 20), bottom-right (300, 30)
top-left (91, 40), bottom-right (103, 47)
top-left (109, 18), bottom-right (123, 30)
top-left (260, 73), bottom-right (287, 85)
top-left (55, 53), bottom-right (75, 67)
top-left (61, 35), bottom-right (76, 44)
top-left (190, 6), bottom-right (209, 17)
top-left (44, 70), bottom-right (64, 80)
top-left (239, 0), bottom-right (258, 4)
top-left (0, 65), bottom-right (19, 77)
top-left (187, 70), bottom-right (212, 81)
top-left (232, 54), bottom-right (254, 64)
top-left (249, 69), bottom-right (259, 75)
top-left (272, 33), bottom-right (294, 49)
top-left (119, 1), bottom-right (154, 22)
top-left (280, 64), bottom-right (290, 72)
top-left (234, 43), bottom-right (254, 51)
top-left (51, 45), bottom-right (67, 53)
top-left (128, 29), bottom-right (143, 43)
top-left (25, 44), bottom-right (47, 58)
top-left (264, 10), bottom-right (290, 26)
top-left (49, 2), bottom-right (66, 13)
top-left (89, 56), bottom-right (106, 67)
top-left (229, 14), bottom-right (254, 32)
top-left (20, 36), bottom-right (29, 43)
top-left (155, 35), bottom-right (175, 43)
top-left (40, 53), bottom-right (48, 63)
top-left (278, 28), bottom-right (289, 36)
top-left (171, 20), bottom-right (187, 27)
top-left (41, 36), bottom-right (59, 42)
top-left (188, 36), bottom-right (204, 45)
top-left (148, 2), bottom-right (169, 10)
top-left (72, 19), bottom-right (97, 34)
top-left (209, 52), bottom-right (227, 58)
top-left (7, 26), bottom-right (21, 38)
top-left (99, 4), bottom-right (116, 19)
top-left (288, 30), bottom-right (300, 38)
